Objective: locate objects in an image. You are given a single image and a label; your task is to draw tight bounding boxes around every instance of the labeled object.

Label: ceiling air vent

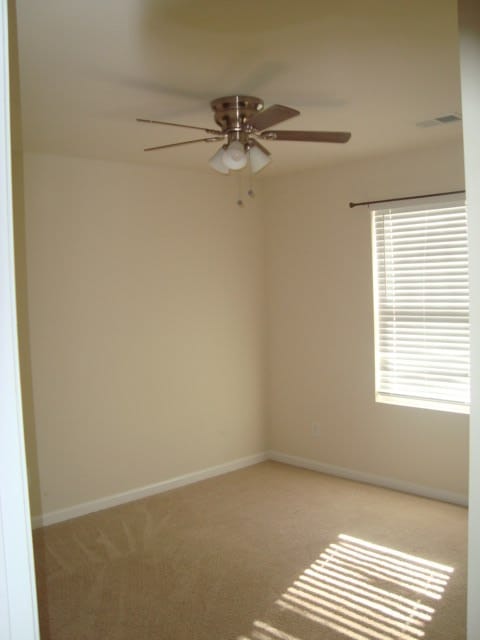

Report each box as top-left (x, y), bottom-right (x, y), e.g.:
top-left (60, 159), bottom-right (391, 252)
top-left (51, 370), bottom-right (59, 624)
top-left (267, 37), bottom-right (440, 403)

top-left (416, 113), bottom-right (462, 128)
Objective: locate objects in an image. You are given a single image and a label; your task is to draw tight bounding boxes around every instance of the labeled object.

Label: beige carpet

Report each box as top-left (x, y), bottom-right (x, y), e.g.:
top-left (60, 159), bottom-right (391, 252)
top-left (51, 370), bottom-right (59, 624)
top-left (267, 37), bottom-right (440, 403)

top-left (33, 461), bottom-right (467, 639)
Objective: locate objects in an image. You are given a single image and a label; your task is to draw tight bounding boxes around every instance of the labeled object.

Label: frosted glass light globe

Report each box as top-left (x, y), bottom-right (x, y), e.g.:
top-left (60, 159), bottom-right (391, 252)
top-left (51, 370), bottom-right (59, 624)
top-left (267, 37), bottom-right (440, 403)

top-left (248, 145), bottom-right (271, 173)
top-left (209, 146), bottom-right (230, 174)
top-left (223, 141), bottom-right (247, 170)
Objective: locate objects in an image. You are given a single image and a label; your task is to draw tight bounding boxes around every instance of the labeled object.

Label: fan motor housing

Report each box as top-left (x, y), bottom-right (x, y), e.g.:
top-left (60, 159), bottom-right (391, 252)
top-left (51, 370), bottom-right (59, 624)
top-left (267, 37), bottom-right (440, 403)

top-left (210, 96), bottom-right (264, 136)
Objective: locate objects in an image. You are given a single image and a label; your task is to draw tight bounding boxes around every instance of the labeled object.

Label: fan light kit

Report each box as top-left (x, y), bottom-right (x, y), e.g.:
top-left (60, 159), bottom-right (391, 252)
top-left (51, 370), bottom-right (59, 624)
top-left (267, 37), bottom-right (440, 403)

top-left (137, 95), bottom-right (351, 201)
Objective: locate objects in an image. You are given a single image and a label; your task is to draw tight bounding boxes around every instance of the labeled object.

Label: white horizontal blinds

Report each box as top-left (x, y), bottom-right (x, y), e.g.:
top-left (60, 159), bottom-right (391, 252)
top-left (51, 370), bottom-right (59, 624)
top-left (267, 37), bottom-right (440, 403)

top-left (373, 201), bottom-right (470, 408)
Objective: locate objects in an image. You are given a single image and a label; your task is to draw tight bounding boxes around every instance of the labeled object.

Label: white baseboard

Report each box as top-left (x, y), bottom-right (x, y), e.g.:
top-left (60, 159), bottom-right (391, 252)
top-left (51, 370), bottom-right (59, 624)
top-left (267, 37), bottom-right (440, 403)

top-left (268, 450), bottom-right (468, 507)
top-left (31, 452), bottom-right (267, 528)
top-left (32, 449), bottom-right (467, 528)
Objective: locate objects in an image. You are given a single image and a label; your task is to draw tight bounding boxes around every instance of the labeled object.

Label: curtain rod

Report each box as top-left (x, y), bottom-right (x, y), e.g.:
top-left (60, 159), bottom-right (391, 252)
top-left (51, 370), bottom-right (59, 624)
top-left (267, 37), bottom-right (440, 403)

top-left (349, 189), bottom-right (465, 209)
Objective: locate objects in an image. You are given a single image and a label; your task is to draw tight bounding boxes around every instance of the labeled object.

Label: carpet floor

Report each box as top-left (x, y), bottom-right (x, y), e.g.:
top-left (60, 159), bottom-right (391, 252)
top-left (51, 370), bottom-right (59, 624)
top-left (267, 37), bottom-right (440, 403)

top-left (33, 461), bottom-right (467, 639)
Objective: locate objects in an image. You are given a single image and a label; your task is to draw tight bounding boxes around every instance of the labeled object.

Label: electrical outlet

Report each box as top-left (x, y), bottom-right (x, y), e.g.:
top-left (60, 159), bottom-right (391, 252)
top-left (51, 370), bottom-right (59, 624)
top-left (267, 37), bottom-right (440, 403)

top-left (311, 424), bottom-right (321, 437)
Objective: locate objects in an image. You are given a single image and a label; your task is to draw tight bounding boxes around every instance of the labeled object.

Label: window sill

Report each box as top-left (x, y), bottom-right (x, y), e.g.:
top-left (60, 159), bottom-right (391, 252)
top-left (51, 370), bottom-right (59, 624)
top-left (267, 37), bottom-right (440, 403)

top-left (376, 393), bottom-right (470, 415)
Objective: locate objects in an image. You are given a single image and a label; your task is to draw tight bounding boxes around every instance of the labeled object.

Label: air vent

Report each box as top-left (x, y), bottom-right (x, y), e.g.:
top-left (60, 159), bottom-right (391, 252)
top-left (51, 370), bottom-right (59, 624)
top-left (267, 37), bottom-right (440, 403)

top-left (416, 113), bottom-right (462, 128)
top-left (436, 113), bottom-right (462, 123)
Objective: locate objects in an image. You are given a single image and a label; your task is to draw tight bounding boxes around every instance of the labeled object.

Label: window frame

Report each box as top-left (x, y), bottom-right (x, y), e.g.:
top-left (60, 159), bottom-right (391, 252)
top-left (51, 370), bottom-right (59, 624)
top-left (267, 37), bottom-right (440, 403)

top-left (371, 197), bottom-right (470, 415)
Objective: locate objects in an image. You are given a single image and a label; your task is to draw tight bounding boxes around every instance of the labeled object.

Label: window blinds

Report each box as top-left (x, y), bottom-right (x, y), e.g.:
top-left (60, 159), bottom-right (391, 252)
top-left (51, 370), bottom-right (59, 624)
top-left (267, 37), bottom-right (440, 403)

top-left (372, 200), bottom-right (470, 410)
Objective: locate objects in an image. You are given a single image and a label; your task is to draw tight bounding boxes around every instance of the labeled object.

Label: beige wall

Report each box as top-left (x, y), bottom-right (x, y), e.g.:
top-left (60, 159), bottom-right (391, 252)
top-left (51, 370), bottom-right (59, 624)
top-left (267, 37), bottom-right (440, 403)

top-left (23, 153), bottom-right (266, 515)
top-left (23, 139), bottom-right (469, 517)
top-left (263, 139), bottom-right (469, 498)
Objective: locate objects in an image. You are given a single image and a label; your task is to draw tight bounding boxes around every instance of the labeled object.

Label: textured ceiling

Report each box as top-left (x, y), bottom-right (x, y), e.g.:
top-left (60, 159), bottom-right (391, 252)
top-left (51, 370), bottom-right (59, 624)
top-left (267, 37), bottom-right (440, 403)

top-left (14, 0), bottom-right (463, 176)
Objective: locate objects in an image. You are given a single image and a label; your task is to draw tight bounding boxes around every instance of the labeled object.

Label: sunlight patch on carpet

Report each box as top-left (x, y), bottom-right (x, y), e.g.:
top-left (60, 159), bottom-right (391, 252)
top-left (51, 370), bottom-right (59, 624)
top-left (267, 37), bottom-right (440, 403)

top-left (240, 533), bottom-right (454, 640)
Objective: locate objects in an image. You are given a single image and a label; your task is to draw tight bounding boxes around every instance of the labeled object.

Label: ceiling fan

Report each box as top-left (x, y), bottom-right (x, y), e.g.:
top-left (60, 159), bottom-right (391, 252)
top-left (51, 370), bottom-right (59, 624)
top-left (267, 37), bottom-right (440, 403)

top-left (137, 95), bottom-right (351, 174)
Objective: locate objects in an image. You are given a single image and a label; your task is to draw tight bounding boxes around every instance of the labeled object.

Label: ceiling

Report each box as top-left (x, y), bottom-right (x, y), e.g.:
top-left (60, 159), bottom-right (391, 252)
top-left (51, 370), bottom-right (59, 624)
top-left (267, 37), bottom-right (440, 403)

top-left (14, 0), bottom-right (463, 177)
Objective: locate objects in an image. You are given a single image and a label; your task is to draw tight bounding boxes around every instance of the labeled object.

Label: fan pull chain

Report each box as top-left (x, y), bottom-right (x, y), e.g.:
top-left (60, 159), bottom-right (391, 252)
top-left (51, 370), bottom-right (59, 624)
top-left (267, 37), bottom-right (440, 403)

top-left (247, 156), bottom-right (255, 199)
top-left (236, 170), bottom-right (244, 207)
top-left (235, 160), bottom-right (257, 207)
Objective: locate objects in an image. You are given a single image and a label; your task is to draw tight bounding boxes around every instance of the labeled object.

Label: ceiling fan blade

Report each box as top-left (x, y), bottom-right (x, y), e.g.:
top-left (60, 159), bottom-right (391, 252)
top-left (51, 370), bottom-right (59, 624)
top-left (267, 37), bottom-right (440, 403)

top-left (260, 130), bottom-right (351, 143)
top-left (137, 118), bottom-right (222, 136)
top-left (248, 104), bottom-right (300, 131)
top-left (144, 136), bottom-right (224, 152)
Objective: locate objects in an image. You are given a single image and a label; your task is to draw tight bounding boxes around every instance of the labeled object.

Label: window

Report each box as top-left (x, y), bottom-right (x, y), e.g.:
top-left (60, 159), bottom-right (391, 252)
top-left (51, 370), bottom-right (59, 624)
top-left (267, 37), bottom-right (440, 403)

top-left (371, 199), bottom-right (470, 413)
